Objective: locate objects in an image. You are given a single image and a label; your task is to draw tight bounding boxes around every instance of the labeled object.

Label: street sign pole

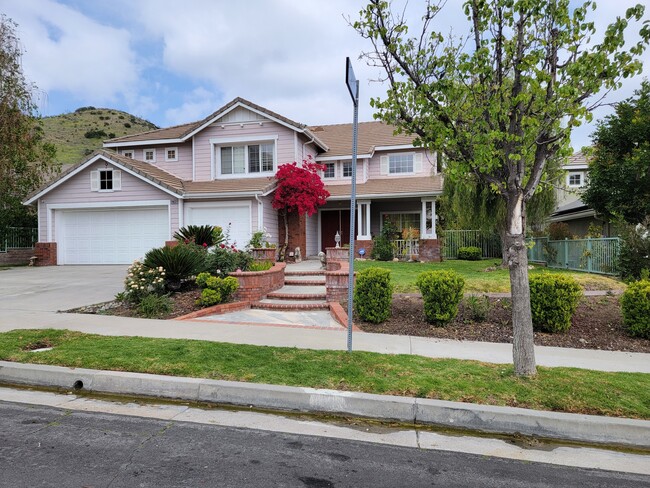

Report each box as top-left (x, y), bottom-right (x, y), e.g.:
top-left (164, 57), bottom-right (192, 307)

top-left (345, 57), bottom-right (359, 353)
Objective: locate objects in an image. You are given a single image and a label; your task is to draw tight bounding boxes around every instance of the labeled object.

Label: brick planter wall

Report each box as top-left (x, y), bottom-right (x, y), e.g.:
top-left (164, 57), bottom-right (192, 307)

top-left (250, 248), bottom-right (276, 262)
top-left (0, 248), bottom-right (34, 266)
top-left (419, 239), bottom-right (442, 262)
top-left (34, 242), bottom-right (57, 266)
top-left (230, 262), bottom-right (286, 302)
top-left (165, 240), bottom-right (179, 248)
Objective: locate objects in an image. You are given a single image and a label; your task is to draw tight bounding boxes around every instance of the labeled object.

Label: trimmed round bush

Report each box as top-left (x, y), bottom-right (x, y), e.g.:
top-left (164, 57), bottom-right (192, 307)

top-left (354, 267), bottom-right (393, 323)
top-left (415, 270), bottom-right (465, 326)
top-left (620, 279), bottom-right (650, 339)
top-left (529, 274), bottom-right (582, 333)
top-left (457, 246), bottom-right (481, 260)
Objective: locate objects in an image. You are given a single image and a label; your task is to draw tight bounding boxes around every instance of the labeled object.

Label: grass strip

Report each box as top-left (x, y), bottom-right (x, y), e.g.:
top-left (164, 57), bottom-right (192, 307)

top-left (353, 259), bottom-right (624, 293)
top-left (1, 329), bottom-right (648, 419)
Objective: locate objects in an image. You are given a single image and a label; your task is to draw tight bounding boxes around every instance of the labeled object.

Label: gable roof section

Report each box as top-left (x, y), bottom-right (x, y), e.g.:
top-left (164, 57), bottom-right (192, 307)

top-left (311, 121), bottom-right (416, 159)
top-left (24, 149), bottom-right (277, 205)
top-left (104, 97), bottom-right (328, 151)
top-left (326, 175), bottom-right (443, 200)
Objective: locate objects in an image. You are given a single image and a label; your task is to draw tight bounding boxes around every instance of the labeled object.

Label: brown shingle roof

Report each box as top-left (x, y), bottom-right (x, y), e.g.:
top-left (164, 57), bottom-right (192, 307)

top-left (106, 97), bottom-right (327, 150)
top-left (183, 178), bottom-right (276, 195)
top-left (310, 121), bottom-right (416, 158)
top-left (326, 175), bottom-right (443, 199)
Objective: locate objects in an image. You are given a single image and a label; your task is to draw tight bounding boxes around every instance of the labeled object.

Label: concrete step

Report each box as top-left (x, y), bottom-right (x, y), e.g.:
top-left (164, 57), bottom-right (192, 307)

top-left (252, 299), bottom-right (330, 311)
top-left (284, 270), bottom-right (326, 277)
top-left (284, 278), bottom-right (326, 286)
top-left (267, 285), bottom-right (326, 300)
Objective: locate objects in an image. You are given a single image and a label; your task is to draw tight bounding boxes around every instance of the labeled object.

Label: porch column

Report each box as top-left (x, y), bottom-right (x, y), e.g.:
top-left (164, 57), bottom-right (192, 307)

top-left (357, 200), bottom-right (371, 240)
top-left (421, 198), bottom-right (437, 239)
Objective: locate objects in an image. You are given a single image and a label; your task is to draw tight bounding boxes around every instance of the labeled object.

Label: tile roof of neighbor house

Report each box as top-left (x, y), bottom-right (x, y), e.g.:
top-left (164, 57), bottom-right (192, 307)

top-left (310, 121), bottom-right (416, 158)
top-left (106, 97), bottom-right (327, 150)
top-left (326, 175), bottom-right (443, 199)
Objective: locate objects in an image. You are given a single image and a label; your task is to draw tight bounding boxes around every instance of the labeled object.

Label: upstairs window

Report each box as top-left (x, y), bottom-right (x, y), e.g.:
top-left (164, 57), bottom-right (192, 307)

top-left (389, 153), bottom-right (413, 174)
top-left (90, 169), bottom-right (121, 192)
top-left (165, 147), bottom-right (178, 162)
top-left (100, 170), bottom-right (113, 190)
top-left (144, 149), bottom-right (156, 162)
top-left (343, 161), bottom-right (353, 177)
top-left (323, 163), bottom-right (335, 178)
top-left (122, 150), bottom-right (134, 158)
top-left (567, 172), bottom-right (583, 187)
top-left (220, 142), bottom-right (275, 176)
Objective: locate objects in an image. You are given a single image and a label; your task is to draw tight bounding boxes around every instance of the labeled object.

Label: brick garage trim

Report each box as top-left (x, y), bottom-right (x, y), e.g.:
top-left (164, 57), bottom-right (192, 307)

top-left (34, 242), bottom-right (57, 266)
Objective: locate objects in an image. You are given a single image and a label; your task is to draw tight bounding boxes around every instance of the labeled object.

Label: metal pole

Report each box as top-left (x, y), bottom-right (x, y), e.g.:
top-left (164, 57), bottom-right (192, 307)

top-left (347, 79), bottom-right (359, 353)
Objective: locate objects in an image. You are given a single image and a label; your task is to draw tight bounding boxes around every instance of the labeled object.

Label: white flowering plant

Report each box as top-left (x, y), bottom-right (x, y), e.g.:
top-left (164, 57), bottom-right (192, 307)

top-left (119, 260), bottom-right (166, 304)
top-left (246, 227), bottom-right (275, 249)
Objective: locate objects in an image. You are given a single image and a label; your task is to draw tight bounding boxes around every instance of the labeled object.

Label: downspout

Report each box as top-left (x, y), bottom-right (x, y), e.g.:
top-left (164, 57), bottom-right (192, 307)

top-left (302, 135), bottom-right (315, 160)
top-left (254, 193), bottom-right (264, 232)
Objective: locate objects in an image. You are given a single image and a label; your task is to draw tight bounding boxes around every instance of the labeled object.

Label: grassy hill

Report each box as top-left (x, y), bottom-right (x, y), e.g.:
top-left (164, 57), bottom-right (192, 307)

top-left (41, 107), bottom-right (159, 167)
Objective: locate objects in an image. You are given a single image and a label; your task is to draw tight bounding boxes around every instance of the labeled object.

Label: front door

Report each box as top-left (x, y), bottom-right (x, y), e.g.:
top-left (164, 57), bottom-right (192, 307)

top-left (321, 209), bottom-right (350, 251)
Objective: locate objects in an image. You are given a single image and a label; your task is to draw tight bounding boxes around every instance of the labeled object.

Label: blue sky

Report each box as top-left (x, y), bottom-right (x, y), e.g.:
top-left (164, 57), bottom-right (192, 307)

top-left (2, 0), bottom-right (649, 151)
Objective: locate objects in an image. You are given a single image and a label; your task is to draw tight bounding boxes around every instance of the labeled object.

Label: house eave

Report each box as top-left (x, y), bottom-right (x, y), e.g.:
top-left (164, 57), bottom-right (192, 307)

top-left (327, 191), bottom-right (442, 201)
top-left (104, 138), bottom-right (184, 148)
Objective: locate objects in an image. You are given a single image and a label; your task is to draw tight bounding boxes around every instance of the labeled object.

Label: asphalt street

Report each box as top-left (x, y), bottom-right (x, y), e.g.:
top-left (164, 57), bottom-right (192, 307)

top-left (1, 401), bottom-right (647, 488)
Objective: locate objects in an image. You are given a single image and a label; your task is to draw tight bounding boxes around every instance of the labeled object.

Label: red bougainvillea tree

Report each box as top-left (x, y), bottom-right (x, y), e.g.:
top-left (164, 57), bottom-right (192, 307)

top-left (272, 157), bottom-right (330, 260)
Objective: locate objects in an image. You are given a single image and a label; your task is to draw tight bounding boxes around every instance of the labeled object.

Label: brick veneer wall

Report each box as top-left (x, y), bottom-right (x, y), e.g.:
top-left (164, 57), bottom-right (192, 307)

top-left (325, 247), bottom-right (355, 301)
top-left (354, 240), bottom-right (373, 259)
top-left (278, 213), bottom-right (306, 262)
top-left (419, 239), bottom-right (442, 262)
top-left (230, 262), bottom-right (286, 302)
top-left (34, 242), bottom-right (57, 266)
top-left (0, 248), bottom-right (34, 266)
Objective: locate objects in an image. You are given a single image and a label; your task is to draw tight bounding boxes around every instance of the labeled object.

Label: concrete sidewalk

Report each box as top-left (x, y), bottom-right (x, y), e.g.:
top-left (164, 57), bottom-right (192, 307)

top-left (1, 309), bottom-right (648, 373)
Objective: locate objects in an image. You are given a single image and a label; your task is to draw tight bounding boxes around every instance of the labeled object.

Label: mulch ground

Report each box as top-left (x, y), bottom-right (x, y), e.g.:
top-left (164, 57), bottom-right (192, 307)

top-left (75, 290), bottom-right (650, 354)
top-left (356, 295), bottom-right (650, 353)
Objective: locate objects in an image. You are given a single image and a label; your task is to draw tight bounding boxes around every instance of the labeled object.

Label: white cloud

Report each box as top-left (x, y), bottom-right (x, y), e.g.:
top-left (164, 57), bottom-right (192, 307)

top-left (163, 87), bottom-right (223, 125)
top-left (2, 0), bottom-right (138, 106)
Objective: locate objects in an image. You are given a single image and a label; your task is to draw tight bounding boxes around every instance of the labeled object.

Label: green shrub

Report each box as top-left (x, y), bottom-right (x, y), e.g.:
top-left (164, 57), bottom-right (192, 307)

top-left (137, 294), bottom-right (172, 318)
top-left (354, 267), bottom-right (393, 323)
top-left (458, 246), bottom-right (482, 260)
top-left (206, 245), bottom-right (253, 275)
top-left (174, 225), bottom-right (219, 247)
top-left (620, 279), bottom-right (650, 339)
top-left (618, 219), bottom-right (650, 281)
top-left (548, 222), bottom-right (572, 240)
top-left (529, 274), bottom-right (582, 333)
top-left (196, 275), bottom-right (239, 307)
top-left (370, 236), bottom-right (393, 261)
top-left (416, 270), bottom-right (465, 325)
top-left (464, 295), bottom-right (490, 322)
top-left (144, 244), bottom-right (205, 290)
top-left (248, 260), bottom-right (273, 272)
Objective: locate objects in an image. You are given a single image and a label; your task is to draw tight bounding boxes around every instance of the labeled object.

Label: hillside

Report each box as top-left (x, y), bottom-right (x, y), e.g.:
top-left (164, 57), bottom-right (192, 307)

top-left (41, 107), bottom-right (159, 166)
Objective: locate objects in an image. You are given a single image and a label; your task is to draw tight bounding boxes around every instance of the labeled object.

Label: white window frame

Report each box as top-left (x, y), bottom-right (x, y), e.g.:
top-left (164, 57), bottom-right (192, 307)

top-left (122, 150), bottom-right (134, 159)
top-left (211, 135), bottom-right (278, 179)
top-left (342, 161), bottom-right (353, 178)
top-left (165, 147), bottom-right (178, 162)
top-left (323, 162), bottom-right (336, 179)
top-left (380, 211), bottom-right (421, 237)
top-left (143, 148), bottom-right (156, 162)
top-left (567, 172), bottom-right (583, 188)
top-left (90, 169), bottom-right (121, 193)
top-left (388, 153), bottom-right (415, 175)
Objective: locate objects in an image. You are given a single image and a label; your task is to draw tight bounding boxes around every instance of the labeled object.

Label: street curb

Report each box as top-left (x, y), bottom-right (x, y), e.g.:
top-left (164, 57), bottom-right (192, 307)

top-left (1, 360), bottom-right (649, 449)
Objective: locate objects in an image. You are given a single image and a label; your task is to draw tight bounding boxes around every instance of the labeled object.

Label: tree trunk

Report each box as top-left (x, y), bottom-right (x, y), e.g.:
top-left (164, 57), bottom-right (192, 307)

top-left (278, 210), bottom-right (289, 262)
top-left (499, 228), bottom-right (508, 267)
top-left (505, 192), bottom-right (537, 376)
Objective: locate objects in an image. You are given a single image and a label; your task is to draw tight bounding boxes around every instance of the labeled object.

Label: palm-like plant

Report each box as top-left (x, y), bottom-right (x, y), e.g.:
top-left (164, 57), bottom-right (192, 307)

top-left (144, 244), bottom-right (205, 290)
top-left (173, 225), bottom-right (222, 247)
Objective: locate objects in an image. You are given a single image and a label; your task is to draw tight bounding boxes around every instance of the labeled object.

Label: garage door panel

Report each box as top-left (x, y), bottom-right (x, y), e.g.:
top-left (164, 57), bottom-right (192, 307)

top-left (58, 206), bottom-right (169, 265)
top-left (185, 204), bottom-right (251, 249)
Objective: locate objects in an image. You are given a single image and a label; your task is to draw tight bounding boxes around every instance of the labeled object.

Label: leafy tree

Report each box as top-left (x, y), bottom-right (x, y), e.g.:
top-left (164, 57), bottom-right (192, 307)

top-left (355, 0), bottom-right (649, 375)
top-left (582, 81), bottom-right (650, 224)
top-left (272, 158), bottom-right (330, 260)
top-left (0, 15), bottom-right (58, 234)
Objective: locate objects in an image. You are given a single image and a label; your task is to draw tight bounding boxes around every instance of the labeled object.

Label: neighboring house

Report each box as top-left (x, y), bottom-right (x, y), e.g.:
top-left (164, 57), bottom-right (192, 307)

top-left (549, 151), bottom-right (615, 237)
top-left (25, 97), bottom-right (442, 265)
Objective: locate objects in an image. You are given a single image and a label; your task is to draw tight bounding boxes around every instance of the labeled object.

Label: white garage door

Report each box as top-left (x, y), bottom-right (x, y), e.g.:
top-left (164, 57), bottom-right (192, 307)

top-left (185, 203), bottom-right (251, 249)
top-left (57, 206), bottom-right (169, 264)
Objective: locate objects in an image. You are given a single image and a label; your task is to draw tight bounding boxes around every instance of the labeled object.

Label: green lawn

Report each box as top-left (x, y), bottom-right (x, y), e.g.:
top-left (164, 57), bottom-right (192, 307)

top-left (2, 329), bottom-right (648, 419)
top-left (353, 259), bottom-right (624, 293)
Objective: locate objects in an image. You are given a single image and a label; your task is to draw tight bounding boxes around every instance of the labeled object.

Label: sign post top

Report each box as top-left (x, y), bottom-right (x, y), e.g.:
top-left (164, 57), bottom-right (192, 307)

top-left (345, 57), bottom-right (358, 105)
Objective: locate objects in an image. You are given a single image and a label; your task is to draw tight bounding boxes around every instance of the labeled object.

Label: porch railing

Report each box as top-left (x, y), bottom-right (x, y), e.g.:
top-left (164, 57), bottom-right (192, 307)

top-left (392, 239), bottom-right (419, 258)
top-left (0, 227), bottom-right (38, 253)
top-left (527, 237), bottom-right (620, 275)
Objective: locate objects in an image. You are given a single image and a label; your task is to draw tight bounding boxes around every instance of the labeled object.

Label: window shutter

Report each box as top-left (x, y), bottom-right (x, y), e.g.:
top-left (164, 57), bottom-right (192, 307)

top-left (113, 170), bottom-right (122, 191)
top-left (414, 153), bottom-right (423, 173)
top-left (90, 170), bottom-right (99, 191)
top-left (380, 155), bottom-right (389, 175)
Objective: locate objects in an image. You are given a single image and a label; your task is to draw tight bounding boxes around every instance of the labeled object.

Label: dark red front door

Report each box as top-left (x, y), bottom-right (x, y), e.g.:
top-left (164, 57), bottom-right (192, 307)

top-left (321, 210), bottom-right (351, 251)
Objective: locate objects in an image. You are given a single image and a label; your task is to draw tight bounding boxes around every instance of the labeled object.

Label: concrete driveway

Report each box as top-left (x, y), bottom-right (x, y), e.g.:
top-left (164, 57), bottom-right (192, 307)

top-left (0, 265), bottom-right (126, 313)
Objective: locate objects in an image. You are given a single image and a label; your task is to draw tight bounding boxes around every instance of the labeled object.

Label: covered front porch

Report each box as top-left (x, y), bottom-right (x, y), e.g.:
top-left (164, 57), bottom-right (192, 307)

top-left (316, 196), bottom-right (441, 262)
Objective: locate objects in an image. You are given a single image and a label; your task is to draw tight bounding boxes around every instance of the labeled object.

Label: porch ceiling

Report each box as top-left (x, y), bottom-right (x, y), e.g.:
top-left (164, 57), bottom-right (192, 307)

top-left (325, 175), bottom-right (442, 200)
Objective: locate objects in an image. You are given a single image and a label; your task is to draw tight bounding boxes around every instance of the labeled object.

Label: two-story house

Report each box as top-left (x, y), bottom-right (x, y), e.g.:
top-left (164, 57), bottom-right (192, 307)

top-left (25, 98), bottom-right (443, 265)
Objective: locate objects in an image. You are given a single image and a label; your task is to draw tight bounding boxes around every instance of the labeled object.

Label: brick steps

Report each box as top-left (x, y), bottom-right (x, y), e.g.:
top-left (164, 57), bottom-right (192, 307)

top-left (252, 300), bottom-right (330, 311)
top-left (284, 270), bottom-right (326, 277)
top-left (284, 279), bottom-right (326, 286)
top-left (267, 291), bottom-right (327, 300)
